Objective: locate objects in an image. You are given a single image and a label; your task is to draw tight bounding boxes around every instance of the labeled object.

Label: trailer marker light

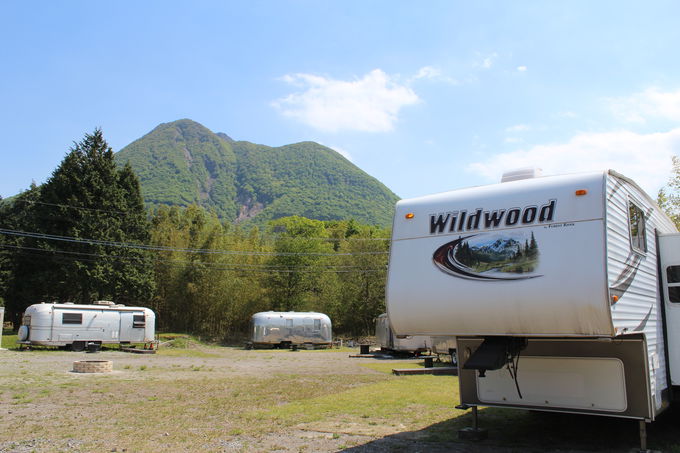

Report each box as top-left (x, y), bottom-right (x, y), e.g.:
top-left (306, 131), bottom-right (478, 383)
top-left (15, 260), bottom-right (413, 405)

top-left (575, 189), bottom-right (588, 196)
top-left (612, 295), bottom-right (619, 303)
top-left (405, 213), bottom-right (415, 219)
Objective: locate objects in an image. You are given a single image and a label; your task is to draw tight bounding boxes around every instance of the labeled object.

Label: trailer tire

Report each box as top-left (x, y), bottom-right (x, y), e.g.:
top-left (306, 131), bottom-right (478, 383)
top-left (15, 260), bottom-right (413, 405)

top-left (18, 325), bottom-right (29, 341)
top-left (71, 341), bottom-right (86, 352)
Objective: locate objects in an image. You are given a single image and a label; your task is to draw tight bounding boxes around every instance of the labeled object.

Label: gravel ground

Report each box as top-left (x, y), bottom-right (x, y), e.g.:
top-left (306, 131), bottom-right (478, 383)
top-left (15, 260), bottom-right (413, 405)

top-left (0, 346), bottom-right (666, 452)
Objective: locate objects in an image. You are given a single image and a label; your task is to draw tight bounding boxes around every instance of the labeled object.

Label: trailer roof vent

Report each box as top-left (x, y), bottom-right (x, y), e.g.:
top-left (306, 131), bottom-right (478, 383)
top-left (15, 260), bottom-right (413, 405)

top-left (92, 300), bottom-right (115, 306)
top-left (501, 167), bottom-right (543, 183)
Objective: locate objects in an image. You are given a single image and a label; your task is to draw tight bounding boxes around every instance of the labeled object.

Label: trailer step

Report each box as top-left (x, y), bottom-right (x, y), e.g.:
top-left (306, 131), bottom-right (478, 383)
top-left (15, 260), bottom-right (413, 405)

top-left (349, 353), bottom-right (394, 358)
top-left (392, 366), bottom-right (458, 376)
top-left (120, 347), bottom-right (156, 354)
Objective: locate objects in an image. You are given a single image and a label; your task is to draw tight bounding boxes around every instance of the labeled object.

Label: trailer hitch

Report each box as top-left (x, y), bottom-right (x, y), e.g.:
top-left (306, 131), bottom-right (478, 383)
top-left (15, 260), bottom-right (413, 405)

top-left (463, 337), bottom-right (526, 376)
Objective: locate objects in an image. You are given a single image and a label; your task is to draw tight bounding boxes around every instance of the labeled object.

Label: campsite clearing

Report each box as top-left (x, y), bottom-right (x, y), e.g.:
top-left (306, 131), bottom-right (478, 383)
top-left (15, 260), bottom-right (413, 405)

top-left (1, 339), bottom-right (680, 452)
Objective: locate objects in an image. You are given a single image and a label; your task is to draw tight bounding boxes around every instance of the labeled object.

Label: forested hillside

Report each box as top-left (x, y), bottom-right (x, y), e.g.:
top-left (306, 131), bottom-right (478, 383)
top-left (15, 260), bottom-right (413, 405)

top-left (115, 119), bottom-right (399, 227)
top-left (0, 129), bottom-right (389, 338)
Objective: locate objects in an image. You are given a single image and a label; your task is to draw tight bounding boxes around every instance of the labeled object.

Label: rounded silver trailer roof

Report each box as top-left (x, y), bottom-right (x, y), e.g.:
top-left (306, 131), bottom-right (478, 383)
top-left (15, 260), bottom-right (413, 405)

top-left (251, 311), bottom-right (331, 321)
top-left (25, 302), bottom-right (155, 313)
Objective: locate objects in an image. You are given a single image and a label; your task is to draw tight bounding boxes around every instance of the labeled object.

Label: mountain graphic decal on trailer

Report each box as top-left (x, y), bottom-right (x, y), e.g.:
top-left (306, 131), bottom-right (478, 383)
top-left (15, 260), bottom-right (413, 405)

top-left (433, 232), bottom-right (543, 281)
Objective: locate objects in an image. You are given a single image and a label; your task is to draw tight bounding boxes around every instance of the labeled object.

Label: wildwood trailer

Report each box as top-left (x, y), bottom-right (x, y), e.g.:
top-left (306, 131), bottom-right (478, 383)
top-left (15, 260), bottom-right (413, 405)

top-left (247, 311), bottom-right (332, 349)
top-left (386, 169), bottom-right (679, 449)
top-left (18, 301), bottom-right (156, 351)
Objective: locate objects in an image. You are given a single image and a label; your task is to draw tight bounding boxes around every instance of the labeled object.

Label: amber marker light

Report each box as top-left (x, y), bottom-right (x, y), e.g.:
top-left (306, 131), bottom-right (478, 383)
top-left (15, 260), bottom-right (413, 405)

top-left (575, 189), bottom-right (588, 196)
top-left (612, 295), bottom-right (619, 303)
top-left (405, 213), bottom-right (415, 219)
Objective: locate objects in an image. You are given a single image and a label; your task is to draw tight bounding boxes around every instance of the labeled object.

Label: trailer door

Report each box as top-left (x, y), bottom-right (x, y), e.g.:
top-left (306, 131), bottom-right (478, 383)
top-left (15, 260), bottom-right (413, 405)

top-left (659, 233), bottom-right (680, 384)
top-left (120, 311), bottom-right (146, 343)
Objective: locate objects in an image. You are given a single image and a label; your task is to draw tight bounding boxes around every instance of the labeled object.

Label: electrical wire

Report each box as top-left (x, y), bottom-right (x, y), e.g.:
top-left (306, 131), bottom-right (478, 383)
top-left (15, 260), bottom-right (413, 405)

top-left (0, 243), bottom-right (388, 274)
top-left (0, 228), bottom-right (389, 256)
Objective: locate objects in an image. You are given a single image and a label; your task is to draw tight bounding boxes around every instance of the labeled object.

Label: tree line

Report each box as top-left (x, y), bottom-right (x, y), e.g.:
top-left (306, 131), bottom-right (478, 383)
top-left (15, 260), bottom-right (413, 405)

top-left (0, 130), bottom-right (389, 339)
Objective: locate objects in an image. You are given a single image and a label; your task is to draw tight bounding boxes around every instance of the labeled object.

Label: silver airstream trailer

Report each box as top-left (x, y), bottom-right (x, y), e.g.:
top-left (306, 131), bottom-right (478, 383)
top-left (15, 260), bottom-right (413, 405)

top-left (17, 301), bottom-right (156, 351)
top-left (375, 313), bottom-right (431, 354)
top-left (248, 311), bottom-right (332, 349)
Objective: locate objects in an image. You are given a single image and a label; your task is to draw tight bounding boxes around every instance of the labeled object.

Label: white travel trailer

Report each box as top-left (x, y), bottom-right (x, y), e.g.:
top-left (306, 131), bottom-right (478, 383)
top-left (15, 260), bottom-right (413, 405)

top-left (386, 169), bottom-right (679, 447)
top-left (375, 313), bottom-right (431, 354)
top-left (248, 311), bottom-right (332, 349)
top-left (18, 301), bottom-right (156, 351)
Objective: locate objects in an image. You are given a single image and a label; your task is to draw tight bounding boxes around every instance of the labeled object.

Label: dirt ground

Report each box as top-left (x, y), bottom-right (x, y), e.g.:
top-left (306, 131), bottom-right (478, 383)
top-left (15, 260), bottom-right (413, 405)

top-left (0, 345), bottom-right (669, 453)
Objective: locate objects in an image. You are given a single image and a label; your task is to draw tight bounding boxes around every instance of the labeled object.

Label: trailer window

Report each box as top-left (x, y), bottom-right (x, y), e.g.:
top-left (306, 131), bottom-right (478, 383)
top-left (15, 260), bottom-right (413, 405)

top-left (628, 202), bottom-right (647, 253)
top-left (667, 266), bottom-right (680, 303)
top-left (313, 319), bottom-right (321, 331)
top-left (133, 314), bottom-right (145, 328)
top-left (62, 313), bottom-right (82, 324)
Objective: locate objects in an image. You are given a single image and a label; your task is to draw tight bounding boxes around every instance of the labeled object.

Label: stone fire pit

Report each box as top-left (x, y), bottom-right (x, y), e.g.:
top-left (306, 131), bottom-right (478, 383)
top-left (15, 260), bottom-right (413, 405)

top-left (72, 360), bottom-right (113, 373)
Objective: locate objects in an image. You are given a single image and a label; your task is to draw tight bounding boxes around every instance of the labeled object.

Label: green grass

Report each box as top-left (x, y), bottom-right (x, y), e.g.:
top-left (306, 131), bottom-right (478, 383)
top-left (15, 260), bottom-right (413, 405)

top-left (264, 374), bottom-right (459, 429)
top-left (1, 331), bottom-right (18, 349)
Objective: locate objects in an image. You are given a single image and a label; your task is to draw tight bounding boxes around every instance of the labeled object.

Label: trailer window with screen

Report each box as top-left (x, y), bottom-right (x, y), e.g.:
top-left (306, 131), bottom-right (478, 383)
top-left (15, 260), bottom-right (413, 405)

top-left (133, 314), bottom-right (145, 328)
top-left (628, 201), bottom-right (647, 253)
top-left (667, 266), bottom-right (680, 303)
top-left (62, 313), bottom-right (82, 324)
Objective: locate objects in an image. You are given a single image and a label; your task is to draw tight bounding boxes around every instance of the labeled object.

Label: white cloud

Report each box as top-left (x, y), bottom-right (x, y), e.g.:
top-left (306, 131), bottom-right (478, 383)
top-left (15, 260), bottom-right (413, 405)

top-left (273, 69), bottom-right (420, 133)
top-left (472, 52), bottom-right (498, 70)
top-left (413, 66), bottom-right (441, 80)
top-left (469, 128), bottom-right (680, 195)
top-left (506, 124), bottom-right (531, 133)
top-left (411, 66), bottom-right (458, 85)
top-left (330, 145), bottom-right (353, 162)
top-left (608, 87), bottom-right (680, 124)
top-left (517, 66), bottom-right (528, 72)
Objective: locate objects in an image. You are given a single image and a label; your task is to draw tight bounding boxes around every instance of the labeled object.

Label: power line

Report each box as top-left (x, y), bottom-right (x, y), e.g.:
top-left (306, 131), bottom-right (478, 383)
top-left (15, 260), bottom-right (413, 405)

top-left (0, 243), bottom-right (387, 274)
top-left (0, 229), bottom-right (389, 256)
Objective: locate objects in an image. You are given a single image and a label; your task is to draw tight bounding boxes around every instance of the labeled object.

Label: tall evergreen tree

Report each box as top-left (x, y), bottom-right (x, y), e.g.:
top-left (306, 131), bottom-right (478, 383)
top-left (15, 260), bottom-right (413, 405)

top-left (2, 129), bottom-right (154, 322)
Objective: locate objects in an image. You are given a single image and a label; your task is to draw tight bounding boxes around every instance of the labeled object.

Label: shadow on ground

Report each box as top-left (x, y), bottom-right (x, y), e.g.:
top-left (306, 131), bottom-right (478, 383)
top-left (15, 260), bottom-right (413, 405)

top-left (342, 405), bottom-right (680, 452)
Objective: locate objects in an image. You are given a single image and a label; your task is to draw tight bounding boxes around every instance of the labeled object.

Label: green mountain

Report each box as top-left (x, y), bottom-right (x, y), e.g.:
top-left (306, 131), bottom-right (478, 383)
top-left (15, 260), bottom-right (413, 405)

top-left (115, 119), bottom-right (399, 226)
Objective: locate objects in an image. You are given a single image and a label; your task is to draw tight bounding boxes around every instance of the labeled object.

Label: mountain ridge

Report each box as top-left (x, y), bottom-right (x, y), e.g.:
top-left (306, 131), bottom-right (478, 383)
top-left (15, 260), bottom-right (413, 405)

top-left (114, 119), bottom-right (399, 226)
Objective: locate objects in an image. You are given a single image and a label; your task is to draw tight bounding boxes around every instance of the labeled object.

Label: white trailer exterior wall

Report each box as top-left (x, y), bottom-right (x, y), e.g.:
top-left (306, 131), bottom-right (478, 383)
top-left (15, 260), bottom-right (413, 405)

top-left (605, 173), bottom-right (677, 414)
top-left (387, 171), bottom-right (614, 337)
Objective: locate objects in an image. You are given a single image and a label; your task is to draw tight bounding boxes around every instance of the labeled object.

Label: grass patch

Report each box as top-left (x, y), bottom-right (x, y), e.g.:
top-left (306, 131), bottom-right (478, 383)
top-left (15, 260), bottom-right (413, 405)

top-left (1, 332), bottom-right (18, 349)
top-left (155, 348), bottom-right (219, 358)
top-left (262, 374), bottom-right (459, 429)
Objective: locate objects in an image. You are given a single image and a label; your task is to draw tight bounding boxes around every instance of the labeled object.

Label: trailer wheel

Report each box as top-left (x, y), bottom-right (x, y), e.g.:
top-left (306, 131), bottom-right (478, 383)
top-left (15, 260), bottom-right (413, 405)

top-left (71, 341), bottom-right (86, 352)
top-left (18, 325), bottom-right (29, 341)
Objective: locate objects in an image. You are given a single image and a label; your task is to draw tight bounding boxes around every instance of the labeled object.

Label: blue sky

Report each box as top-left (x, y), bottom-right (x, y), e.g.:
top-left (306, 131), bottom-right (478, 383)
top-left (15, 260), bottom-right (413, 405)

top-left (2, 1), bottom-right (680, 200)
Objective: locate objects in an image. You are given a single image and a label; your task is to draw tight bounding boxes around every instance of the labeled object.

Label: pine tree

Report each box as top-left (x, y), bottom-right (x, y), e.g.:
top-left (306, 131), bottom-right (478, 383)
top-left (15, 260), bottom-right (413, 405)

top-left (3, 129), bottom-right (154, 321)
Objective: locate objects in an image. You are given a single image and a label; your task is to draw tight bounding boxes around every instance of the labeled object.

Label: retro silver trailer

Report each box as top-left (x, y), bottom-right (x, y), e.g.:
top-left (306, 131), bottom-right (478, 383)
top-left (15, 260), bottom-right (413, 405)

top-left (430, 336), bottom-right (457, 360)
top-left (375, 313), bottom-right (431, 354)
top-left (386, 169), bottom-right (678, 448)
top-left (248, 311), bottom-right (332, 349)
top-left (17, 301), bottom-right (156, 351)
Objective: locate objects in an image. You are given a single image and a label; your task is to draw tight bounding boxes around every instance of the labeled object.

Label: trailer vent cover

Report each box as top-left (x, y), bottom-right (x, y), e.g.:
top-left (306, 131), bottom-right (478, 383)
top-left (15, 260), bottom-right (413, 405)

top-left (501, 168), bottom-right (543, 183)
top-left (92, 300), bottom-right (115, 306)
